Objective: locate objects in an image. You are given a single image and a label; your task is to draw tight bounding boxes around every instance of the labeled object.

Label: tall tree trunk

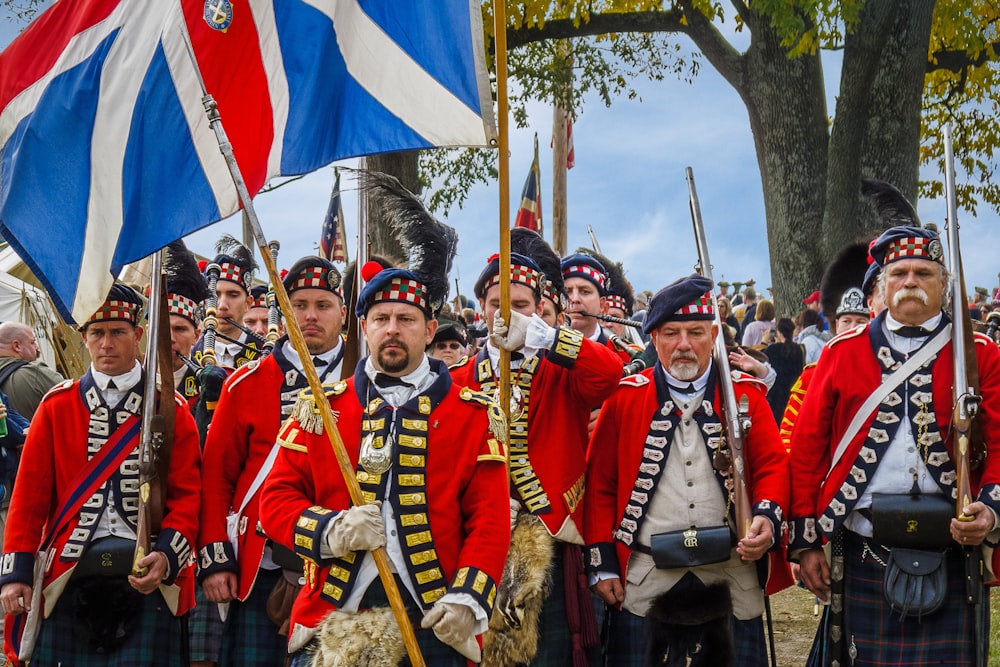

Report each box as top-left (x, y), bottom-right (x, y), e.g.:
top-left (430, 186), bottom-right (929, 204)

top-left (823, 0), bottom-right (936, 254)
top-left (738, 23), bottom-right (830, 316)
top-left (366, 151), bottom-right (421, 261)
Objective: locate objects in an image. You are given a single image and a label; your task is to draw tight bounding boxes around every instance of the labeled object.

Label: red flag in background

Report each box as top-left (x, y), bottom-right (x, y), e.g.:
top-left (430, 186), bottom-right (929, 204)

top-left (566, 115), bottom-right (575, 169)
top-left (514, 134), bottom-right (543, 232)
top-left (320, 169), bottom-right (348, 263)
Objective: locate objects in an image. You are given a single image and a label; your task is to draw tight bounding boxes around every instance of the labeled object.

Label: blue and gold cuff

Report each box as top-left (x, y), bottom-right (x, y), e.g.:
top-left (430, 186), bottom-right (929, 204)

top-left (197, 541), bottom-right (237, 582)
top-left (154, 528), bottom-right (192, 586)
top-left (546, 327), bottom-right (583, 369)
top-left (584, 542), bottom-right (619, 577)
top-left (787, 517), bottom-right (822, 552)
top-left (449, 566), bottom-right (498, 616)
top-left (0, 552), bottom-right (35, 587)
top-left (293, 505), bottom-right (337, 562)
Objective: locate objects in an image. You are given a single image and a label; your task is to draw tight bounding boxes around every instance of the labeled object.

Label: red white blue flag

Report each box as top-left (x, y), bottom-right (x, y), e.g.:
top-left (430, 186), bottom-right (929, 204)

top-left (0, 0), bottom-right (495, 323)
top-left (320, 169), bottom-right (347, 263)
top-left (514, 133), bottom-right (542, 232)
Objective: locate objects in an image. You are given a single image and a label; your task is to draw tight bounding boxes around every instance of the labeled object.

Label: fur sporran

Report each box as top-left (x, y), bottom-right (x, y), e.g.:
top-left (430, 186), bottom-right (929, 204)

top-left (481, 513), bottom-right (556, 667)
top-left (307, 607), bottom-right (404, 667)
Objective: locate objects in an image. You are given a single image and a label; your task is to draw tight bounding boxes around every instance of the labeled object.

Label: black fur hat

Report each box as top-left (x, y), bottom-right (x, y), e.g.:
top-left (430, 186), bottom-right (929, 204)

top-left (512, 227), bottom-right (564, 307)
top-left (165, 239), bottom-right (208, 325)
top-left (819, 239), bottom-right (871, 322)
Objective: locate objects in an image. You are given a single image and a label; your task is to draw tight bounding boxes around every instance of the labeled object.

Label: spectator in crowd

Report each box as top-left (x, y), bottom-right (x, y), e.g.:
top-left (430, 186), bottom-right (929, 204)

top-left (762, 317), bottom-right (804, 424)
top-left (742, 299), bottom-right (776, 348)
top-left (794, 309), bottom-right (830, 364)
top-left (0, 322), bottom-right (63, 419)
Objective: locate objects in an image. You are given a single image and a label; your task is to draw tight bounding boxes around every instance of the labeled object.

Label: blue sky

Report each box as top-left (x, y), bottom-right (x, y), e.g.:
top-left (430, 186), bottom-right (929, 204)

top-left (3, 8), bottom-right (998, 307)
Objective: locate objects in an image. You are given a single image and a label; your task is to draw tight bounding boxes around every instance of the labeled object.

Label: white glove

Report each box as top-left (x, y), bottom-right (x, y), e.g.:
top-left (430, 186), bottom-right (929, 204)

top-left (422, 601), bottom-right (481, 662)
top-left (324, 502), bottom-right (386, 557)
top-left (491, 310), bottom-right (531, 351)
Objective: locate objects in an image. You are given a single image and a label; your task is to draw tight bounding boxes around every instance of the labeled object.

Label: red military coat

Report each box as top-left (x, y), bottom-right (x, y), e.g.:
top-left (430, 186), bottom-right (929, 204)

top-left (450, 328), bottom-right (622, 540)
top-left (0, 372), bottom-right (201, 657)
top-left (259, 360), bottom-right (510, 651)
top-left (198, 338), bottom-right (341, 600)
top-left (584, 364), bottom-right (791, 592)
top-left (788, 315), bottom-right (1000, 576)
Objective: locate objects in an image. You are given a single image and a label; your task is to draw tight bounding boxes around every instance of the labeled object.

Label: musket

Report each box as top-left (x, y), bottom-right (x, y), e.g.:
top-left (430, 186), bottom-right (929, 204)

top-left (133, 250), bottom-right (175, 576)
top-left (264, 240), bottom-right (281, 353)
top-left (686, 167), bottom-right (753, 541)
top-left (586, 225), bottom-right (602, 254)
top-left (943, 126), bottom-right (983, 521)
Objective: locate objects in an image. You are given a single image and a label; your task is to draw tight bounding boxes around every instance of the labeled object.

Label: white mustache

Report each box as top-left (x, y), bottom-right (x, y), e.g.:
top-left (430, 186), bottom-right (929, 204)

top-left (893, 287), bottom-right (929, 306)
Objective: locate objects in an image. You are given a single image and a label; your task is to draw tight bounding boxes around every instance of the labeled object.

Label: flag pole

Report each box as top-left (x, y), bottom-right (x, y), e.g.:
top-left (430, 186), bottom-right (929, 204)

top-left (494, 0), bottom-right (512, 430)
top-left (181, 37), bottom-right (426, 667)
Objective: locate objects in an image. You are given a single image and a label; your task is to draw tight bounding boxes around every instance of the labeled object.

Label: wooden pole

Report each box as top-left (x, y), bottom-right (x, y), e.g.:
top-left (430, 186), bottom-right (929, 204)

top-left (495, 0), bottom-right (512, 423)
top-left (551, 105), bottom-right (568, 256)
top-left (184, 44), bottom-right (426, 665)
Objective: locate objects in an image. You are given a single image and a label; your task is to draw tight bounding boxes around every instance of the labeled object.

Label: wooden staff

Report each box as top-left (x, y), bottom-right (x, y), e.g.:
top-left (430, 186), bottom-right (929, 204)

top-left (187, 59), bottom-right (425, 666)
top-left (494, 0), bottom-right (512, 431)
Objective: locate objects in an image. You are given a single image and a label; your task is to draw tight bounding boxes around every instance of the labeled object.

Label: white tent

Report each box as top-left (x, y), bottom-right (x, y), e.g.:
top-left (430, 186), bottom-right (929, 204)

top-left (0, 245), bottom-right (87, 378)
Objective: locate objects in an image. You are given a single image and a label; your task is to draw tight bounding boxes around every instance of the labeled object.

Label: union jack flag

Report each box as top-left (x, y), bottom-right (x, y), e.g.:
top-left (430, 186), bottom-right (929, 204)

top-left (0, 0), bottom-right (495, 324)
top-left (514, 133), bottom-right (542, 232)
top-left (320, 169), bottom-right (347, 263)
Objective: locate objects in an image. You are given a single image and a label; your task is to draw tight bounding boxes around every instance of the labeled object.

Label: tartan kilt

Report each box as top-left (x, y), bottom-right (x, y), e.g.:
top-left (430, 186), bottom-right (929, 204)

top-left (30, 577), bottom-right (184, 667)
top-left (532, 554), bottom-right (604, 666)
top-left (188, 584), bottom-right (224, 661)
top-left (807, 530), bottom-right (989, 667)
top-left (218, 566), bottom-right (289, 666)
top-left (603, 606), bottom-right (766, 667)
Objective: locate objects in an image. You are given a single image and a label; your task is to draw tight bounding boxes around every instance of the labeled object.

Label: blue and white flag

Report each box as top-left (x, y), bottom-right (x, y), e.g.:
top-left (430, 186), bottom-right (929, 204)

top-left (0, 0), bottom-right (495, 323)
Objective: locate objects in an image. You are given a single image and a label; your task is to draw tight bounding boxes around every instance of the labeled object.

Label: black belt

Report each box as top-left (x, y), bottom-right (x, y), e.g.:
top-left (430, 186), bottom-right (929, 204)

top-left (633, 543), bottom-right (653, 556)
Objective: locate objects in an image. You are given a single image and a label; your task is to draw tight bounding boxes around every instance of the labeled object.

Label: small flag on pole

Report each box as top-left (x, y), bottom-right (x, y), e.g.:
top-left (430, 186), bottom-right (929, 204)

top-left (320, 169), bottom-right (348, 263)
top-left (514, 134), bottom-right (543, 233)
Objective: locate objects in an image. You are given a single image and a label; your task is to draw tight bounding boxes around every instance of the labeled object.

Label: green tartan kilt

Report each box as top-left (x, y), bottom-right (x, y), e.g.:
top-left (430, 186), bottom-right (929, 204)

top-left (31, 577), bottom-right (184, 667)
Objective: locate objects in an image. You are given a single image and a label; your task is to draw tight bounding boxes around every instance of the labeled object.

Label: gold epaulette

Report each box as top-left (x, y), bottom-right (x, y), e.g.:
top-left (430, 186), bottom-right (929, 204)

top-left (619, 374), bottom-right (649, 387)
top-left (826, 324), bottom-right (867, 348)
top-left (277, 417), bottom-right (308, 452)
top-left (458, 387), bottom-right (508, 445)
top-left (291, 381), bottom-right (348, 435)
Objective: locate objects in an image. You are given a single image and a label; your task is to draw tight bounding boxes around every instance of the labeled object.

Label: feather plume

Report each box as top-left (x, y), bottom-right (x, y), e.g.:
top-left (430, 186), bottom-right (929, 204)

top-left (361, 171), bottom-right (458, 315)
top-left (511, 227), bottom-right (563, 295)
top-left (214, 234), bottom-right (258, 273)
top-left (164, 240), bottom-right (208, 303)
top-left (861, 179), bottom-right (921, 228)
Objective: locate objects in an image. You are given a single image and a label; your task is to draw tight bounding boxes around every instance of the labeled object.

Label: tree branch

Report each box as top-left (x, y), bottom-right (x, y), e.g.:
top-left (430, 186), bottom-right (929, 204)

top-left (506, 9), bottom-right (687, 49)
top-left (676, 0), bottom-right (744, 88)
top-left (928, 42), bottom-right (1000, 74)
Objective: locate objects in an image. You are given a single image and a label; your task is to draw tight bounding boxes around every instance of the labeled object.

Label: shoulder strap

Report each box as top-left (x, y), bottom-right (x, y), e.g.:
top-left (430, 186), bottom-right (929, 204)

top-left (41, 413), bottom-right (142, 551)
top-left (236, 443), bottom-right (280, 517)
top-left (828, 325), bottom-right (951, 474)
top-left (0, 360), bottom-right (29, 389)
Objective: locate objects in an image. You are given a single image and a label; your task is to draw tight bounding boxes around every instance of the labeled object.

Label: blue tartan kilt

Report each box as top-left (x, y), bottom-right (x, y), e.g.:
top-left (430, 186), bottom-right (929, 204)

top-left (31, 577), bottom-right (184, 667)
top-left (807, 530), bottom-right (989, 667)
top-left (603, 605), bottom-right (766, 667)
top-left (218, 566), bottom-right (289, 667)
top-left (188, 583), bottom-right (224, 661)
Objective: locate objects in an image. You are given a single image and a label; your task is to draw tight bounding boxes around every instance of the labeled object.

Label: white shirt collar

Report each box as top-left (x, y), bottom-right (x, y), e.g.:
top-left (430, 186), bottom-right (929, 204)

top-left (363, 355), bottom-right (435, 407)
top-left (660, 362), bottom-right (712, 399)
top-left (281, 337), bottom-right (343, 371)
top-left (91, 360), bottom-right (142, 401)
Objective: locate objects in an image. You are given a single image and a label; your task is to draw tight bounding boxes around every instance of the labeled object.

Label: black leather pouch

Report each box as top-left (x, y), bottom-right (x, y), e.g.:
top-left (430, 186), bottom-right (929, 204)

top-left (883, 547), bottom-right (947, 619)
top-left (871, 493), bottom-right (953, 549)
top-left (73, 536), bottom-right (136, 578)
top-left (649, 525), bottom-right (734, 569)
